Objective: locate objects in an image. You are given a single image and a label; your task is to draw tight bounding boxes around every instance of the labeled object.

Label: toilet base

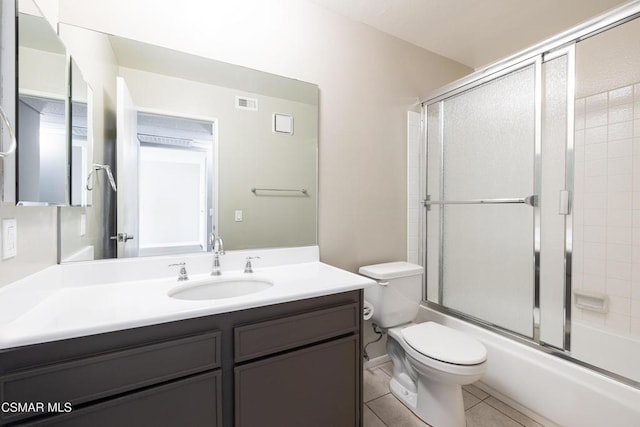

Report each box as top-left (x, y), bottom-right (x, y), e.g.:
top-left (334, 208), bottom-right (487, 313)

top-left (389, 376), bottom-right (417, 410)
top-left (390, 375), bottom-right (465, 427)
top-left (416, 376), bottom-right (466, 427)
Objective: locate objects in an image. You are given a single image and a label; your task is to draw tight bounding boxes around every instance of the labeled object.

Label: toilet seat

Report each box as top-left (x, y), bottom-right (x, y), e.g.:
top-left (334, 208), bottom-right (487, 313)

top-left (400, 322), bottom-right (487, 365)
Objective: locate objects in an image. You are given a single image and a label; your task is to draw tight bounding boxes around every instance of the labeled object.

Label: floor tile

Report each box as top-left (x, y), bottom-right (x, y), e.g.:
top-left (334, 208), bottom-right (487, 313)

top-left (364, 367), bottom-right (391, 403)
top-left (363, 369), bottom-right (542, 427)
top-left (485, 397), bottom-right (544, 427)
top-left (463, 383), bottom-right (490, 400)
top-left (364, 404), bottom-right (387, 427)
top-left (368, 394), bottom-right (431, 427)
top-left (462, 389), bottom-right (481, 410)
top-left (379, 361), bottom-right (394, 377)
top-left (466, 402), bottom-right (522, 427)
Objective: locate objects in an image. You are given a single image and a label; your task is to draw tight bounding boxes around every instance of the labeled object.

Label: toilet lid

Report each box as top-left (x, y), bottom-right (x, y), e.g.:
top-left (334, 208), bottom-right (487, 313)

top-left (401, 322), bottom-right (487, 365)
top-left (358, 262), bottom-right (423, 280)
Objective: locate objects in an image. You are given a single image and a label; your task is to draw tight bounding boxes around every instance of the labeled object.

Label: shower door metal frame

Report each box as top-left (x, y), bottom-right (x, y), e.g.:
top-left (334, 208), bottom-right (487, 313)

top-left (419, 0), bottom-right (640, 389)
top-left (541, 44), bottom-right (576, 352)
top-left (533, 56), bottom-right (542, 344)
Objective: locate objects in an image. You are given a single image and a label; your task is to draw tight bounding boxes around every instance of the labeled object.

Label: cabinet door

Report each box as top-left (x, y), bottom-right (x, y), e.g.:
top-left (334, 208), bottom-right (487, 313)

top-left (28, 371), bottom-right (222, 427)
top-left (1, 332), bottom-right (221, 424)
top-left (235, 335), bottom-right (359, 427)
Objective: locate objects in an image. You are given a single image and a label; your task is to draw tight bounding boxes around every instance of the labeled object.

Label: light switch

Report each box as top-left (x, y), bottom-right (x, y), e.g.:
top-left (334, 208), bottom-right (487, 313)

top-left (2, 218), bottom-right (17, 259)
top-left (234, 210), bottom-right (243, 222)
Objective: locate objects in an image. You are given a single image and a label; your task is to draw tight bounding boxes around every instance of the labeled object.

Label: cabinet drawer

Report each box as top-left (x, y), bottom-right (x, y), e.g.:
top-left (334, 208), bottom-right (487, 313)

top-left (235, 335), bottom-right (358, 427)
top-left (24, 370), bottom-right (222, 427)
top-left (234, 303), bottom-right (358, 362)
top-left (1, 331), bottom-right (221, 423)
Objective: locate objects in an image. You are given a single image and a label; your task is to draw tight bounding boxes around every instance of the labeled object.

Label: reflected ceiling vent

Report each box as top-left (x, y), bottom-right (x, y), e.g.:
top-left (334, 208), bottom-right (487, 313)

top-left (138, 133), bottom-right (193, 147)
top-left (235, 95), bottom-right (258, 111)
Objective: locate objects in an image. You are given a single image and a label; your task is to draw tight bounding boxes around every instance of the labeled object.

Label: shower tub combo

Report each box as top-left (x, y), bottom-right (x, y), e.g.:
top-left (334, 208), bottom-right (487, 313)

top-left (418, 2), bottom-right (640, 425)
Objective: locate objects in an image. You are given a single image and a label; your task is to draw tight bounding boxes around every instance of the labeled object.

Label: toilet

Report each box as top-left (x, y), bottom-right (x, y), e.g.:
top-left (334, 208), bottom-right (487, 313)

top-left (360, 262), bottom-right (487, 427)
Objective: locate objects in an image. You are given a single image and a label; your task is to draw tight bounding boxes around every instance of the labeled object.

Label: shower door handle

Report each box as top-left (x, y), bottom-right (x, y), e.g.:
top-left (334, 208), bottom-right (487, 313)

top-left (423, 195), bottom-right (538, 210)
top-left (559, 190), bottom-right (570, 215)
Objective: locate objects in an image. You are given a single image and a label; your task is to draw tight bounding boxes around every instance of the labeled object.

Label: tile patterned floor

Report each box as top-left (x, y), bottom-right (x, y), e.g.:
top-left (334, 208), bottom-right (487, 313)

top-left (364, 362), bottom-right (544, 427)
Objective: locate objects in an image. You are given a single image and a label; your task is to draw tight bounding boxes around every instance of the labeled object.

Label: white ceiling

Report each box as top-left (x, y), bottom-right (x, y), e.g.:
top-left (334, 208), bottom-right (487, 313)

top-left (309, 0), bottom-right (630, 69)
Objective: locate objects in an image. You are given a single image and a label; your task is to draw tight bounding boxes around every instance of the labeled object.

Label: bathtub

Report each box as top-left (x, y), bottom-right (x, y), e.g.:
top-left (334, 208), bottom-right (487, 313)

top-left (417, 306), bottom-right (640, 427)
top-left (571, 321), bottom-right (640, 383)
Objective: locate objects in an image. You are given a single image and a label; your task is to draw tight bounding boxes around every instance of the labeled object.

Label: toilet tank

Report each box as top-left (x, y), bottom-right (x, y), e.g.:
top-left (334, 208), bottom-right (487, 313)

top-left (359, 262), bottom-right (424, 328)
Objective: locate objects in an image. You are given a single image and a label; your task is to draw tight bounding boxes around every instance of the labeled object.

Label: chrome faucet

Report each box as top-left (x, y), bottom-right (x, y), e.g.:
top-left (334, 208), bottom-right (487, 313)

top-left (244, 256), bottom-right (261, 273)
top-left (168, 262), bottom-right (189, 281)
top-left (210, 233), bottom-right (225, 276)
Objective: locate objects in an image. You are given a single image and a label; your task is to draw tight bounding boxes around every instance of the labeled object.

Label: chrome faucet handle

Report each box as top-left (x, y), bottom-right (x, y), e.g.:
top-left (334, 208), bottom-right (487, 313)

top-left (215, 236), bottom-right (225, 255)
top-left (244, 256), bottom-right (261, 274)
top-left (168, 262), bottom-right (189, 281)
top-left (211, 236), bottom-right (225, 276)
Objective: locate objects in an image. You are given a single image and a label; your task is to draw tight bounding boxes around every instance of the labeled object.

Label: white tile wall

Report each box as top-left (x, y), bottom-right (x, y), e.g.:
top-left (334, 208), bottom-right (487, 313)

top-left (574, 82), bottom-right (640, 337)
top-left (407, 111), bottom-right (421, 264)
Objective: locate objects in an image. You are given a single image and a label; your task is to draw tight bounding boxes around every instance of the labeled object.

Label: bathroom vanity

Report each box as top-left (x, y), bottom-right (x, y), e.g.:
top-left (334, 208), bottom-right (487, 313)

top-left (0, 291), bottom-right (361, 426)
top-left (0, 248), bottom-right (373, 427)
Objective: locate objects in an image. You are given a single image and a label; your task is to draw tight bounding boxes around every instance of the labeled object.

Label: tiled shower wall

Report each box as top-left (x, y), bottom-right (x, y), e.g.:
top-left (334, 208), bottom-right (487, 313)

top-left (573, 82), bottom-right (640, 337)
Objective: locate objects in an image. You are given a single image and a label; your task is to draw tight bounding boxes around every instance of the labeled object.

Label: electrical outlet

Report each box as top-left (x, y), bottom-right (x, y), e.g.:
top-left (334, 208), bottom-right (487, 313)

top-left (2, 219), bottom-right (17, 259)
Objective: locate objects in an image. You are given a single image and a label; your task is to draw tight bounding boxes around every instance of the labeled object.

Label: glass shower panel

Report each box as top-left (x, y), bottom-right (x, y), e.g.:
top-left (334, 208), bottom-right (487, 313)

top-left (439, 65), bottom-right (536, 337)
top-left (426, 102), bottom-right (442, 304)
top-left (539, 54), bottom-right (570, 349)
top-left (572, 16), bottom-right (640, 383)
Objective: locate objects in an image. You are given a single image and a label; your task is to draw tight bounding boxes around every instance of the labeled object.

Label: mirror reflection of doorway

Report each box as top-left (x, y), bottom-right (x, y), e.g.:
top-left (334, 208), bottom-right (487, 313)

top-left (137, 112), bottom-right (215, 257)
top-left (116, 77), bottom-right (215, 257)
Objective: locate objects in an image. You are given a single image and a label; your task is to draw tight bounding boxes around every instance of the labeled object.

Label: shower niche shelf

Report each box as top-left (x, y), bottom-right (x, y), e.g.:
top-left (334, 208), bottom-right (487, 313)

top-left (573, 289), bottom-right (608, 313)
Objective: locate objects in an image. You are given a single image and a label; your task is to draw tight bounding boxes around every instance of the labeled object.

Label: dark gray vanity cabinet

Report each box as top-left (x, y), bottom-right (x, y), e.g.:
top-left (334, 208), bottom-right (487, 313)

top-left (235, 337), bottom-right (359, 427)
top-left (0, 290), bottom-right (363, 427)
top-left (24, 372), bottom-right (222, 427)
top-left (234, 303), bottom-right (361, 427)
top-left (0, 332), bottom-right (223, 426)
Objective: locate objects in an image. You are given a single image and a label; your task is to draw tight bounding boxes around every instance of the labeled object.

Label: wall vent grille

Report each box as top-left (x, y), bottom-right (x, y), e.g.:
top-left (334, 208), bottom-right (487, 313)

top-left (235, 96), bottom-right (258, 111)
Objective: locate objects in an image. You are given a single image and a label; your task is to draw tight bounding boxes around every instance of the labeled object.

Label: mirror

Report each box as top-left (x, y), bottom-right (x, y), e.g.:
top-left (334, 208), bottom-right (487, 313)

top-left (17, 0), bottom-right (69, 206)
top-left (70, 58), bottom-right (92, 207)
top-left (58, 26), bottom-right (318, 262)
top-left (0, 0), bottom-right (18, 202)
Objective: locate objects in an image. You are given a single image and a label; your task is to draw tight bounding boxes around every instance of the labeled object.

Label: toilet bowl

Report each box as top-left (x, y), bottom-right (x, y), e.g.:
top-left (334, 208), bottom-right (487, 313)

top-left (359, 262), bottom-right (487, 427)
top-left (387, 322), bottom-right (487, 427)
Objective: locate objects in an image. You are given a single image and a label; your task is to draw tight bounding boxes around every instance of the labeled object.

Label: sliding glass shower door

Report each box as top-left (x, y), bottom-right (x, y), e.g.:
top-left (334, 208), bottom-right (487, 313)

top-left (425, 63), bottom-right (538, 337)
top-left (571, 16), bottom-right (640, 383)
top-left (423, 8), bottom-right (640, 387)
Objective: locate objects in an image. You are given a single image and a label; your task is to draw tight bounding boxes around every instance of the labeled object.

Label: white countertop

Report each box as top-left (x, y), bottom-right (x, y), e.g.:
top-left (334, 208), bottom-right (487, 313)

top-left (0, 247), bottom-right (375, 350)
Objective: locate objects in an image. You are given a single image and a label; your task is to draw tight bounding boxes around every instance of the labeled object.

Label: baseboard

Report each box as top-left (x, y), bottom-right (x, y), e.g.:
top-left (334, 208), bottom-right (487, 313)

top-left (364, 354), bottom-right (390, 370)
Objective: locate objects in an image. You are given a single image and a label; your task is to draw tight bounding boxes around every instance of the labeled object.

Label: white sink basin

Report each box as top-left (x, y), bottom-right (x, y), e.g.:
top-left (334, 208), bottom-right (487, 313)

top-left (168, 276), bottom-right (273, 301)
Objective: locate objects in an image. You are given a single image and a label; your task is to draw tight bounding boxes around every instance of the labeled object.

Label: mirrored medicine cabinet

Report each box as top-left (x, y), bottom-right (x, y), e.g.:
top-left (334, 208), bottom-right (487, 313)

top-left (16, 0), bottom-right (70, 206)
